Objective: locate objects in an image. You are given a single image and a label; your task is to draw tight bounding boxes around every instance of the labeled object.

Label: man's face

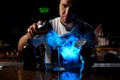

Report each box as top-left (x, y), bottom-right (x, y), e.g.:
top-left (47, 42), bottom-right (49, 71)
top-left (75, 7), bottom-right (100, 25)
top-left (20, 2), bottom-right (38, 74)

top-left (59, 0), bottom-right (78, 24)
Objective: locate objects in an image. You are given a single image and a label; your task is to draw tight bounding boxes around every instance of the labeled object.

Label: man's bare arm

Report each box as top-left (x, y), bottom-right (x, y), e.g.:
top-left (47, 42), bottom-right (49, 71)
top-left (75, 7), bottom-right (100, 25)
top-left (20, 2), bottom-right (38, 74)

top-left (18, 33), bottom-right (31, 53)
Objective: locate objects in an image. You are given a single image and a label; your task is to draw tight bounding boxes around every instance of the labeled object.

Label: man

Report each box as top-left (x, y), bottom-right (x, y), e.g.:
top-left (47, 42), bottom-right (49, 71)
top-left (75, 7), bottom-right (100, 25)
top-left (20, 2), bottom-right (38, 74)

top-left (18, 0), bottom-right (96, 71)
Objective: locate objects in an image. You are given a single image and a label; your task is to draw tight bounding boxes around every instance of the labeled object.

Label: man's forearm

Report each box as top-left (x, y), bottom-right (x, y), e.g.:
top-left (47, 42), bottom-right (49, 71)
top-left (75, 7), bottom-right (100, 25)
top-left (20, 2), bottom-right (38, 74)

top-left (18, 33), bottom-right (31, 53)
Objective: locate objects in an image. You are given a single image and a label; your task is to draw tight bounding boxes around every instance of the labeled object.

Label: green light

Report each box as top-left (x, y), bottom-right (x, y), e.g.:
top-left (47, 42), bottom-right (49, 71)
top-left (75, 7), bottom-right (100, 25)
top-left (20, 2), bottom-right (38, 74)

top-left (39, 7), bottom-right (49, 13)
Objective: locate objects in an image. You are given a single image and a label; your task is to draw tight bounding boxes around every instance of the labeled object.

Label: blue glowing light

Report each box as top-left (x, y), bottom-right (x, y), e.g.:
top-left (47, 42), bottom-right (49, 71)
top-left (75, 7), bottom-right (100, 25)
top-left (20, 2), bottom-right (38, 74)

top-left (46, 30), bottom-right (84, 71)
top-left (59, 71), bottom-right (82, 80)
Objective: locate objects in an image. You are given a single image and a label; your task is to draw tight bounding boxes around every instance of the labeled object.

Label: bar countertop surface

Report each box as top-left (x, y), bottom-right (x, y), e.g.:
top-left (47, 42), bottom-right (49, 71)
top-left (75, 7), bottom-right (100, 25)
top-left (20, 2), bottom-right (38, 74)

top-left (0, 62), bottom-right (120, 80)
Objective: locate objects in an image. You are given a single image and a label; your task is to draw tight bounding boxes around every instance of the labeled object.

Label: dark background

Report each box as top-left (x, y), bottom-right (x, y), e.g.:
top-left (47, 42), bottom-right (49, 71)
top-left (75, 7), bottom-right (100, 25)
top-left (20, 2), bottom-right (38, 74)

top-left (0, 0), bottom-right (120, 49)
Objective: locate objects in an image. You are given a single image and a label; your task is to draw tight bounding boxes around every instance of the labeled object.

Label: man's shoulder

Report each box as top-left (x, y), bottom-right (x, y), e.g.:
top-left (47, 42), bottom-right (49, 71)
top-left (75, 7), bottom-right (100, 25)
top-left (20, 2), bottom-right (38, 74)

top-left (76, 19), bottom-right (94, 31)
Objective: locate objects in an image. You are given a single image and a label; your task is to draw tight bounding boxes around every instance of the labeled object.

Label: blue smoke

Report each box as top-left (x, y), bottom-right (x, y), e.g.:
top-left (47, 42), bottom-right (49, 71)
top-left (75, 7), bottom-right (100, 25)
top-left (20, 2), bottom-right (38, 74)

top-left (46, 30), bottom-right (84, 69)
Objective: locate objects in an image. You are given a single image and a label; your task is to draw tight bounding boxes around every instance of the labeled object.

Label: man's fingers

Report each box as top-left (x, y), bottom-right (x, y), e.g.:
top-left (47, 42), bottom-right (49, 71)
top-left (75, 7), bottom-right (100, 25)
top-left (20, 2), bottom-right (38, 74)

top-left (27, 21), bottom-right (42, 36)
top-left (37, 20), bottom-right (42, 26)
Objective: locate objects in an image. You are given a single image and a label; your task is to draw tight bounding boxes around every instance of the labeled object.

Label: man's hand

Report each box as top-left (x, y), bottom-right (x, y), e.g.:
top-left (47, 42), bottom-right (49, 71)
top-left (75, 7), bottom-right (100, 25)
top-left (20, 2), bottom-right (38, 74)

top-left (27, 21), bottom-right (42, 36)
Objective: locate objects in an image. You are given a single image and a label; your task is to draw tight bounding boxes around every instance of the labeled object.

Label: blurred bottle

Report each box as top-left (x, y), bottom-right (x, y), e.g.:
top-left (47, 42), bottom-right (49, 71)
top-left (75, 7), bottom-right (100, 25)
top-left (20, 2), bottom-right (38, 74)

top-left (22, 21), bottom-right (52, 71)
top-left (36, 21), bottom-right (52, 35)
top-left (23, 39), bottom-right (37, 71)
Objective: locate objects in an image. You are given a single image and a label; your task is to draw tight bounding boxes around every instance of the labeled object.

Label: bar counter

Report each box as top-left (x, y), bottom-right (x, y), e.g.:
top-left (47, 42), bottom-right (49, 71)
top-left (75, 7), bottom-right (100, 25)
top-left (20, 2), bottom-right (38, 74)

top-left (0, 62), bottom-right (120, 80)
